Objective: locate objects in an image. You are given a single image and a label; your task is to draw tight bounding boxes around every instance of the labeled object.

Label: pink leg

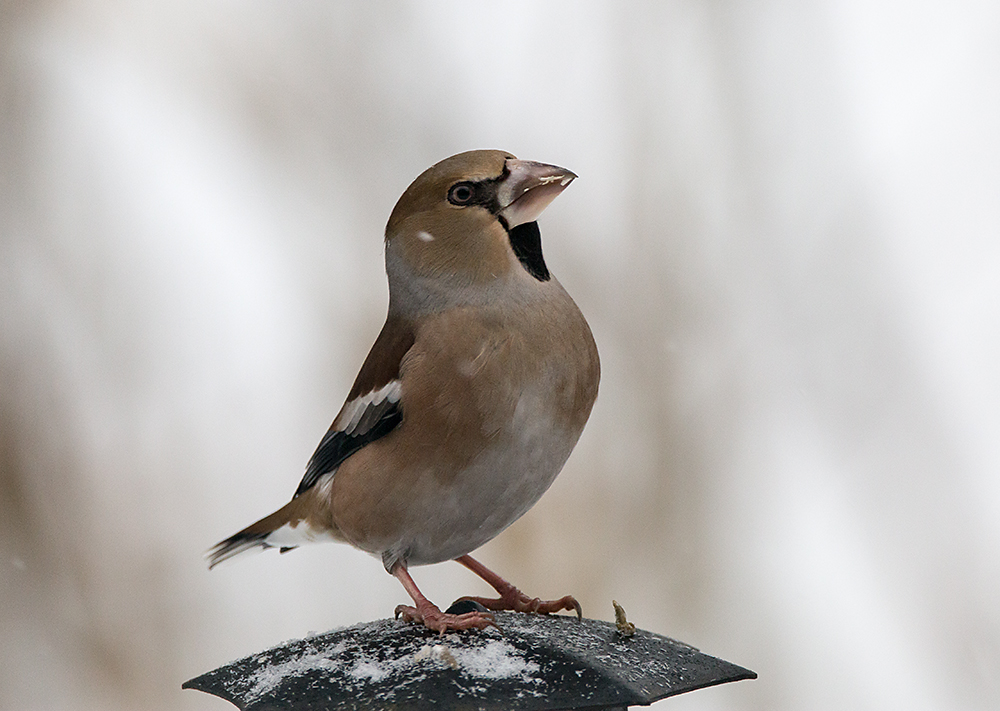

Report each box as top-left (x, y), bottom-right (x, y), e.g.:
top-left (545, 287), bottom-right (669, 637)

top-left (455, 554), bottom-right (582, 619)
top-left (391, 563), bottom-right (496, 633)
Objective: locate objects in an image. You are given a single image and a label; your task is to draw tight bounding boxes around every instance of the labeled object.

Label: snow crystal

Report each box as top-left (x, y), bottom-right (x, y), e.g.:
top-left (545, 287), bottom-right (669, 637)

top-left (348, 658), bottom-right (391, 683)
top-left (245, 651), bottom-right (343, 700)
top-left (449, 640), bottom-right (540, 681)
top-left (232, 621), bottom-right (542, 704)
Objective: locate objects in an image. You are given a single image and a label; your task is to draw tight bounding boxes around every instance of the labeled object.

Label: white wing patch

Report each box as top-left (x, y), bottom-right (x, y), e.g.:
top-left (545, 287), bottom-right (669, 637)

top-left (335, 380), bottom-right (402, 435)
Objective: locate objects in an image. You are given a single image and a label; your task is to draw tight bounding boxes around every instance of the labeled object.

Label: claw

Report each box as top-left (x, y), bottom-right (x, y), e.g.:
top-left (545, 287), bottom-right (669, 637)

top-left (455, 554), bottom-right (583, 619)
top-left (395, 603), bottom-right (496, 634)
top-left (456, 591), bottom-right (582, 619)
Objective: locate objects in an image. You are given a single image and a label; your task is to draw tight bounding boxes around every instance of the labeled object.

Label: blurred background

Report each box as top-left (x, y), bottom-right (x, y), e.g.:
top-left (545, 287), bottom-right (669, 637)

top-left (2, 1), bottom-right (998, 710)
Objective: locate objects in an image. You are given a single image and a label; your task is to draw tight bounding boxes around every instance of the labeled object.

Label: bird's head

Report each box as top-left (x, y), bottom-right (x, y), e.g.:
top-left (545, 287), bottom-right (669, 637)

top-left (384, 150), bottom-right (576, 313)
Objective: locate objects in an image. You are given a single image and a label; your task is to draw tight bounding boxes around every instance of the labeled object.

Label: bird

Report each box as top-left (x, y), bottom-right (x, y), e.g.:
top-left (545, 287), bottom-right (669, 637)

top-left (208, 150), bottom-right (600, 633)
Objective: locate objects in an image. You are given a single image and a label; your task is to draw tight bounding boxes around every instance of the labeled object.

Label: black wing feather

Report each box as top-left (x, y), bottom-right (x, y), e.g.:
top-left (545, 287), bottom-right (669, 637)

top-left (294, 400), bottom-right (402, 497)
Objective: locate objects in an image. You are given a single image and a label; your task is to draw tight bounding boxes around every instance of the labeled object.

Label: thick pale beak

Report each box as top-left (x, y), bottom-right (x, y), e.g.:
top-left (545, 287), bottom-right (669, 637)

top-left (497, 159), bottom-right (577, 228)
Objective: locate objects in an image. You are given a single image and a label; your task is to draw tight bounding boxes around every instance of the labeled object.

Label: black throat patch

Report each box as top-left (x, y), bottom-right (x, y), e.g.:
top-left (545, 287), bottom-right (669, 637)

top-left (507, 221), bottom-right (550, 281)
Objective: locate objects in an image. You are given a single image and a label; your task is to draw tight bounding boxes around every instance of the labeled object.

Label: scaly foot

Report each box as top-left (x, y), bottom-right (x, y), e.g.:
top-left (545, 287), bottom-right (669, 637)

top-left (454, 554), bottom-right (582, 619)
top-left (455, 590), bottom-right (582, 618)
top-left (394, 600), bottom-right (496, 634)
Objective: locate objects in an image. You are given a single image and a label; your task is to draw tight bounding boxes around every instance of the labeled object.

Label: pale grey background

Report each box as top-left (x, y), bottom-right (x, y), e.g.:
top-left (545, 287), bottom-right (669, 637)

top-left (1, 2), bottom-right (998, 710)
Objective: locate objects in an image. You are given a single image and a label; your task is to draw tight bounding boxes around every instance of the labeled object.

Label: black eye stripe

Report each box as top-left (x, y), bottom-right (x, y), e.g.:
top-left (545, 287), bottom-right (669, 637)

top-left (446, 174), bottom-right (505, 211)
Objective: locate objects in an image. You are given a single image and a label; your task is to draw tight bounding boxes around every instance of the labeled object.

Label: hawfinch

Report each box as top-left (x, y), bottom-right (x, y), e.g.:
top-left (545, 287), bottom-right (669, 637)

top-left (209, 150), bottom-right (600, 633)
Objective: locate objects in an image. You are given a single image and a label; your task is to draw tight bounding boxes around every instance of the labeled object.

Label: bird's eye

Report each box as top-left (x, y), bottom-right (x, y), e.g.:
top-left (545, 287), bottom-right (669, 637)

top-left (447, 182), bottom-right (475, 205)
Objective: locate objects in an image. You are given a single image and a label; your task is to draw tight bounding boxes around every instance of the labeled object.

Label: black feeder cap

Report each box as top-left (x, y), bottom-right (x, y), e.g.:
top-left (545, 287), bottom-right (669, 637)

top-left (183, 612), bottom-right (756, 711)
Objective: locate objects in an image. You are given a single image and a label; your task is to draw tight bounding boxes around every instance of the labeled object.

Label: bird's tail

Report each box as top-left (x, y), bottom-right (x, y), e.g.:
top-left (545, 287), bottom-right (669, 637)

top-left (207, 499), bottom-right (317, 569)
